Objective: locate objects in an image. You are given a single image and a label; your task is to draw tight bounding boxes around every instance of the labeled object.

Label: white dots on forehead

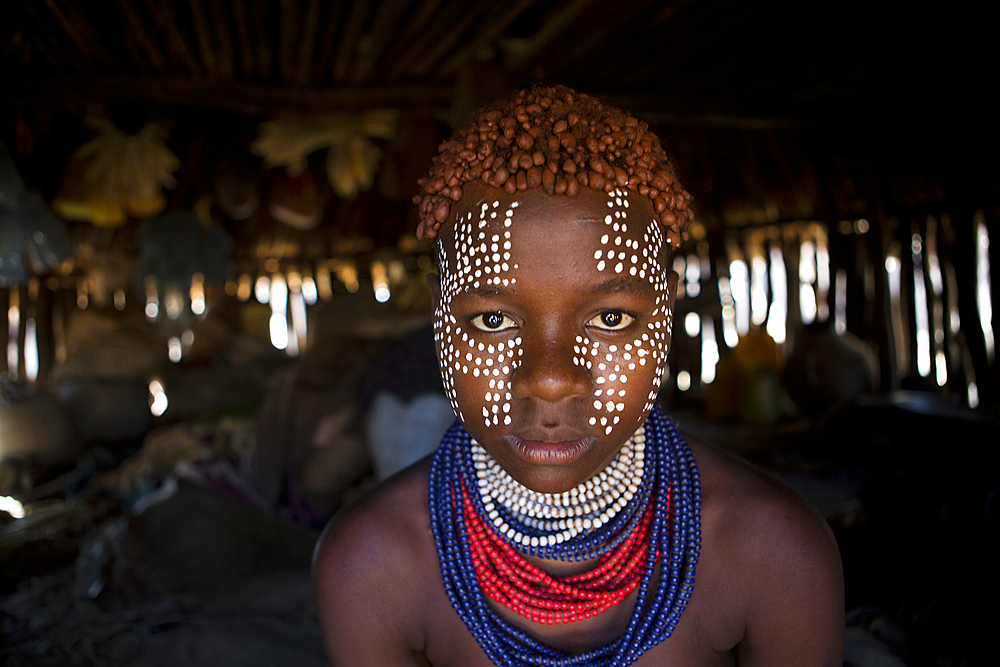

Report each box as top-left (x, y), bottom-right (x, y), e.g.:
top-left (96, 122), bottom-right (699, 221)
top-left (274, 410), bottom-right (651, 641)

top-left (596, 189), bottom-right (662, 281)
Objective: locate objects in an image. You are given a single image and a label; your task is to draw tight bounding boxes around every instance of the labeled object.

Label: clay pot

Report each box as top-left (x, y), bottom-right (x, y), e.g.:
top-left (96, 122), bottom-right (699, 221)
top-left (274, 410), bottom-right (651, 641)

top-left (54, 377), bottom-right (151, 444)
top-left (0, 388), bottom-right (79, 466)
top-left (782, 321), bottom-right (878, 416)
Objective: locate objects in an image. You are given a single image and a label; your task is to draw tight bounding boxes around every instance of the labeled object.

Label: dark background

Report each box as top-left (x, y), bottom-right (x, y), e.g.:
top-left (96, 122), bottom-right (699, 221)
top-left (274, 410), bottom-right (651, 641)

top-left (1, 2), bottom-right (997, 666)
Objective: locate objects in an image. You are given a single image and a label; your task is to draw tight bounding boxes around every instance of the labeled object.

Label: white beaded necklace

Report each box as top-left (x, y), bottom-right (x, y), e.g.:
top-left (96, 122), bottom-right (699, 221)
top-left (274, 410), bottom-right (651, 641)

top-left (471, 426), bottom-right (646, 548)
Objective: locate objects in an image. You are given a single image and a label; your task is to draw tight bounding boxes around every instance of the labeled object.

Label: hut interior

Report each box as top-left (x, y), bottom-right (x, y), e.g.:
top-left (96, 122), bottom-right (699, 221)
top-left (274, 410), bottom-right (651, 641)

top-left (1, 2), bottom-right (997, 665)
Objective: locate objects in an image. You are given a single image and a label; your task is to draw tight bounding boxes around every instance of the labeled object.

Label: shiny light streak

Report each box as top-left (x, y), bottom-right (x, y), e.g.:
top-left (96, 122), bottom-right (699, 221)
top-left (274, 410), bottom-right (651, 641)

top-left (816, 236), bottom-right (830, 321)
top-left (799, 239), bottom-right (817, 325)
top-left (7, 288), bottom-right (19, 380)
top-left (767, 246), bottom-right (787, 344)
top-left (968, 381), bottom-right (980, 408)
top-left (799, 240), bottom-right (817, 283)
top-left (913, 233), bottom-right (931, 377)
top-left (685, 253), bottom-right (701, 297)
top-left (800, 283), bottom-right (818, 325)
top-left (0, 496), bottom-right (25, 519)
top-left (718, 275), bottom-right (738, 348)
top-left (338, 263), bottom-right (359, 293)
top-left (835, 269), bottom-right (848, 335)
top-left (286, 270), bottom-right (304, 355)
top-left (316, 264), bottom-right (333, 300)
top-left (167, 336), bottom-right (182, 363)
top-left (286, 270), bottom-right (302, 293)
top-left (371, 261), bottom-right (390, 303)
top-left (113, 288), bottom-right (126, 311)
top-left (237, 273), bottom-right (252, 301)
top-left (926, 217), bottom-right (946, 384)
top-left (149, 378), bottom-right (168, 416)
top-left (684, 311), bottom-right (700, 337)
top-left (190, 273), bottom-right (206, 316)
top-left (886, 255), bottom-right (901, 288)
top-left (677, 369), bottom-right (692, 391)
top-left (729, 257), bottom-right (750, 335)
top-left (269, 273), bottom-right (288, 351)
top-left (946, 263), bottom-right (961, 336)
top-left (23, 318), bottom-right (37, 382)
top-left (289, 288), bottom-right (307, 357)
top-left (76, 280), bottom-right (88, 309)
top-left (255, 275), bottom-right (271, 304)
top-left (302, 273), bottom-right (318, 305)
top-left (701, 315), bottom-right (719, 384)
top-left (164, 286), bottom-right (183, 320)
top-left (935, 350), bottom-right (948, 387)
top-left (750, 253), bottom-right (768, 327)
top-left (144, 276), bottom-right (159, 320)
top-left (975, 212), bottom-right (994, 361)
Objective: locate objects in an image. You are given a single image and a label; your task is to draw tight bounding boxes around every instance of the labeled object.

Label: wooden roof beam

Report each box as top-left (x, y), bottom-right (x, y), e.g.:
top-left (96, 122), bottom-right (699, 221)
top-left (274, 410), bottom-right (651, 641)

top-left (6, 76), bottom-right (455, 115)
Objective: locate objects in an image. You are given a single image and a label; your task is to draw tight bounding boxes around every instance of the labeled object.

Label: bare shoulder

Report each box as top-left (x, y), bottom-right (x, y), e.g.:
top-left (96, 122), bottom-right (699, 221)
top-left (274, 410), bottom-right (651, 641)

top-left (690, 437), bottom-right (842, 573)
top-left (686, 436), bottom-right (845, 666)
top-left (312, 456), bottom-right (432, 585)
top-left (312, 456), bottom-right (436, 665)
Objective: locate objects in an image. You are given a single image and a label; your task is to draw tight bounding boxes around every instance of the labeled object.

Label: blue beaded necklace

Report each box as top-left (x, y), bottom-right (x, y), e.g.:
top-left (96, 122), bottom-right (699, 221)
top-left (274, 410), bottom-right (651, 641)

top-left (429, 403), bottom-right (702, 667)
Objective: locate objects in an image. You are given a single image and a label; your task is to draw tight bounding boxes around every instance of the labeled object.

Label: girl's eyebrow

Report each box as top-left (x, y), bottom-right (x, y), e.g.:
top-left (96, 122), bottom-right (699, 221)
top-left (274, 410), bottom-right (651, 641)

top-left (588, 276), bottom-right (653, 296)
top-left (469, 284), bottom-right (509, 298)
top-left (462, 277), bottom-right (654, 298)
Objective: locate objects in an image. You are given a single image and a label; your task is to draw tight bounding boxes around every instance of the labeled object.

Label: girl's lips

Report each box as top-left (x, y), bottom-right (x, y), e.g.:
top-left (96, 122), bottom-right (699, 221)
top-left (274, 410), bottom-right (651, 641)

top-left (511, 437), bottom-right (591, 466)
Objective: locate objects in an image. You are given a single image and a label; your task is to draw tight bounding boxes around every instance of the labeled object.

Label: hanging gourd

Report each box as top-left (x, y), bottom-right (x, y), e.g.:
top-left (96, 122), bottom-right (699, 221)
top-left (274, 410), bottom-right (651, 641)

top-left (52, 116), bottom-right (180, 228)
top-left (0, 141), bottom-right (74, 285)
top-left (251, 110), bottom-right (398, 224)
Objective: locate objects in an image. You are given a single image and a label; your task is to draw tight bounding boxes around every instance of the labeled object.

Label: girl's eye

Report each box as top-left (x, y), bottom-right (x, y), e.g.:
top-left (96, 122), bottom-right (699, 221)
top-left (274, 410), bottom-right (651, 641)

top-left (471, 312), bottom-right (516, 331)
top-left (588, 311), bottom-right (634, 331)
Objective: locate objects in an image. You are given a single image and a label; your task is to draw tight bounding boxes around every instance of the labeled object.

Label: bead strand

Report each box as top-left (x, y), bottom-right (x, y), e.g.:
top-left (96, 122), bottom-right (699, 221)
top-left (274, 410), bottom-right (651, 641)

top-left (472, 428), bottom-right (645, 551)
top-left (464, 478), bottom-right (656, 625)
top-left (429, 404), bottom-right (701, 667)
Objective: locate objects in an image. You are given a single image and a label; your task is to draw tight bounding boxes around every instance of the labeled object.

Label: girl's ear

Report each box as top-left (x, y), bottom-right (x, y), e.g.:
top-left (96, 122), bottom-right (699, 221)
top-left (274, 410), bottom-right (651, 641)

top-left (664, 270), bottom-right (679, 349)
top-left (666, 270), bottom-right (678, 314)
top-left (426, 272), bottom-right (442, 311)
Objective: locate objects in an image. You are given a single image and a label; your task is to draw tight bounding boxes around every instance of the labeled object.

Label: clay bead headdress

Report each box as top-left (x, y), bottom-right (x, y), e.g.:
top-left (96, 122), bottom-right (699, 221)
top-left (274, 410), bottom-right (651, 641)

top-left (414, 84), bottom-right (693, 248)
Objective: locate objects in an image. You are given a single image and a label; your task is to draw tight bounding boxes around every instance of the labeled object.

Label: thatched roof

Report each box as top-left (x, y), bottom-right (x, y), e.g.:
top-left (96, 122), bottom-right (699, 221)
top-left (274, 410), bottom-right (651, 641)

top-left (1, 1), bottom-right (996, 232)
top-left (1, 1), bottom-right (990, 122)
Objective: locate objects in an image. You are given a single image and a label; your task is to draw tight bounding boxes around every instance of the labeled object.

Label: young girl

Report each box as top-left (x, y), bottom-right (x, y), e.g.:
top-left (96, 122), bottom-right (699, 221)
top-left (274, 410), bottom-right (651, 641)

top-left (312, 85), bottom-right (844, 666)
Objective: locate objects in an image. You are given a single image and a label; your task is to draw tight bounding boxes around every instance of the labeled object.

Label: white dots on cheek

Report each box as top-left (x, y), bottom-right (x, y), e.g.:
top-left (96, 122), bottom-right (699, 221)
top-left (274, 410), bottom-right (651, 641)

top-left (476, 335), bottom-right (522, 429)
top-left (585, 337), bottom-right (634, 435)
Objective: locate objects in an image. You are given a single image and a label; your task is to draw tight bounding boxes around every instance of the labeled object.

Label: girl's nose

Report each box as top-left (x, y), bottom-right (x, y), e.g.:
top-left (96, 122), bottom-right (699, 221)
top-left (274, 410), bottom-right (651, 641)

top-left (510, 333), bottom-right (591, 402)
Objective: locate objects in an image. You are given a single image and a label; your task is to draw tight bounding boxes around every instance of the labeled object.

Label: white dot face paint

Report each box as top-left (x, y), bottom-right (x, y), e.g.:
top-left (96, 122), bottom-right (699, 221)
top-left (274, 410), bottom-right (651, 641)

top-left (431, 182), bottom-right (673, 493)
top-left (433, 201), bottom-right (524, 429)
top-left (589, 188), bottom-right (672, 420)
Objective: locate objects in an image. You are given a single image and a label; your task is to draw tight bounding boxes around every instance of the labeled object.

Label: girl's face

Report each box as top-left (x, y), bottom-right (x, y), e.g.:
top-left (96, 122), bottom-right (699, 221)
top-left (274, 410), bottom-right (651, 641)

top-left (429, 182), bottom-right (676, 494)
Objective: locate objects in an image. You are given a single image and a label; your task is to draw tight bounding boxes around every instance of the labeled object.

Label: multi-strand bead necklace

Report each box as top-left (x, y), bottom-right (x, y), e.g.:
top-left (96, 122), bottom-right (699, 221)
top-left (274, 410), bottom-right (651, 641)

top-left (429, 403), bottom-right (702, 667)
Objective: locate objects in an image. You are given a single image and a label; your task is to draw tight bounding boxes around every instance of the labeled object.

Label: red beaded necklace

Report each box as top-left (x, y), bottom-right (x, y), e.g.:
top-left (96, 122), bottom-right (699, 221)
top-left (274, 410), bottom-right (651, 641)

top-left (461, 480), bottom-right (668, 625)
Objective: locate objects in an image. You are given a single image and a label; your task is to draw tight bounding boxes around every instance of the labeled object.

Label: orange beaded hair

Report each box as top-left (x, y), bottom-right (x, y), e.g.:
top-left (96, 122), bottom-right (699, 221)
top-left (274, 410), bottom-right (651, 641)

top-left (414, 84), bottom-right (693, 247)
